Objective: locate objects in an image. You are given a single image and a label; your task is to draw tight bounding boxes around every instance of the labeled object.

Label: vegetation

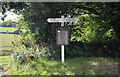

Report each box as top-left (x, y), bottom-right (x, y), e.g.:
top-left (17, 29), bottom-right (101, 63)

top-left (0, 56), bottom-right (12, 71)
top-left (0, 27), bottom-right (18, 33)
top-left (0, 34), bottom-right (16, 46)
top-left (0, 2), bottom-right (120, 75)
top-left (0, 26), bottom-right (20, 56)
top-left (0, 27), bottom-right (19, 47)
top-left (10, 2), bottom-right (119, 59)
top-left (8, 57), bottom-right (118, 75)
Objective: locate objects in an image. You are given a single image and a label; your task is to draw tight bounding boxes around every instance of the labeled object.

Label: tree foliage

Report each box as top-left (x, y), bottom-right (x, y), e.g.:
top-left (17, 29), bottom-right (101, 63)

top-left (74, 2), bottom-right (120, 40)
top-left (70, 14), bottom-right (109, 42)
top-left (2, 2), bottom-right (120, 41)
top-left (1, 2), bottom-right (120, 59)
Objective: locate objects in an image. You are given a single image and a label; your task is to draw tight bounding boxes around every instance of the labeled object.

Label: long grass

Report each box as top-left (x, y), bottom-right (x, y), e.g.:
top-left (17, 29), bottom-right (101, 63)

top-left (8, 57), bottom-right (119, 75)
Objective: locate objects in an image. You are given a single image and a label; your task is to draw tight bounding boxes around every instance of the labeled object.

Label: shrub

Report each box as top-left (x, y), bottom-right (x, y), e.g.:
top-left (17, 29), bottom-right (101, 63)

top-left (65, 39), bottom-right (120, 58)
top-left (12, 45), bottom-right (54, 64)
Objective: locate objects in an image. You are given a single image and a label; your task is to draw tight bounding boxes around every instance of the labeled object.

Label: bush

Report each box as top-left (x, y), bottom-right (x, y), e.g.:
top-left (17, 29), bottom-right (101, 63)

top-left (65, 42), bottom-right (93, 58)
top-left (65, 39), bottom-right (120, 58)
top-left (12, 45), bottom-right (54, 64)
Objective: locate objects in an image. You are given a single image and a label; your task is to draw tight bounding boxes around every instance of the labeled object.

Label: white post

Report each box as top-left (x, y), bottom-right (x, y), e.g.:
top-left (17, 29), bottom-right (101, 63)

top-left (61, 15), bottom-right (64, 63)
top-left (61, 45), bottom-right (64, 63)
top-left (61, 15), bottom-right (64, 27)
top-left (47, 15), bottom-right (79, 63)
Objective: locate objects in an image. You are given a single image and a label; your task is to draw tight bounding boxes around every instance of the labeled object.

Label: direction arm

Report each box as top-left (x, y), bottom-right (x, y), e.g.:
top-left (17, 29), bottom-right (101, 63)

top-left (47, 18), bottom-right (79, 23)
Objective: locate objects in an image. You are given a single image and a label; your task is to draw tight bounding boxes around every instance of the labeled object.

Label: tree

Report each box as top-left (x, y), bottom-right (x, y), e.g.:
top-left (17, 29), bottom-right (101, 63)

top-left (2, 2), bottom-right (120, 41)
top-left (74, 2), bottom-right (120, 40)
top-left (1, 2), bottom-right (120, 58)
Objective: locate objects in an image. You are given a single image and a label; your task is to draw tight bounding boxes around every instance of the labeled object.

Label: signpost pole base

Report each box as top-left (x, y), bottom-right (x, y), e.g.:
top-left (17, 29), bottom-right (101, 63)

top-left (61, 45), bottom-right (64, 63)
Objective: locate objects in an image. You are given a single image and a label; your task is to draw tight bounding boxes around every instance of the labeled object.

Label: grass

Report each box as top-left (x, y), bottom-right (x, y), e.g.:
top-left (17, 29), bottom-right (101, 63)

top-left (0, 27), bottom-right (18, 33)
top-left (0, 34), bottom-right (19, 47)
top-left (0, 24), bottom-right (119, 75)
top-left (8, 57), bottom-right (119, 75)
top-left (0, 34), bottom-right (15, 47)
top-left (0, 26), bottom-right (20, 47)
top-left (66, 57), bottom-right (118, 75)
top-left (0, 26), bottom-right (19, 71)
top-left (0, 56), bottom-right (12, 71)
top-left (0, 47), bottom-right (12, 50)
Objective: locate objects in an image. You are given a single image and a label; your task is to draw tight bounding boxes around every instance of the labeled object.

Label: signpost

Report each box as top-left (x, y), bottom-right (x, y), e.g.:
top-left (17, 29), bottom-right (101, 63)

top-left (47, 15), bottom-right (79, 63)
top-left (56, 27), bottom-right (69, 45)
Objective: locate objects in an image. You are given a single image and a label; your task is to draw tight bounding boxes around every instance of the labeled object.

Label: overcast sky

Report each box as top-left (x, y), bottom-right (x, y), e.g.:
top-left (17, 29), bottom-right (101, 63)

top-left (0, 11), bottom-right (22, 23)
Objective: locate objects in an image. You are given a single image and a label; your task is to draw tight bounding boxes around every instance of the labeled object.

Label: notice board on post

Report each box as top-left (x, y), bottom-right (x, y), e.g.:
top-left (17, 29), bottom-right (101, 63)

top-left (56, 27), bottom-right (69, 45)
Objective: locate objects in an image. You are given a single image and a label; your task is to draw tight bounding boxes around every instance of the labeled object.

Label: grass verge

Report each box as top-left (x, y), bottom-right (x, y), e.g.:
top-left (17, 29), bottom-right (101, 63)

top-left (8, 57), bottom-right (119, 75)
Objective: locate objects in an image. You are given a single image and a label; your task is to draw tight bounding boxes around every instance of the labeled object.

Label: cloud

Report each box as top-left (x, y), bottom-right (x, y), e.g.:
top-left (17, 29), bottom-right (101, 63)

top-left (0, 11), bottom-right (22, 23)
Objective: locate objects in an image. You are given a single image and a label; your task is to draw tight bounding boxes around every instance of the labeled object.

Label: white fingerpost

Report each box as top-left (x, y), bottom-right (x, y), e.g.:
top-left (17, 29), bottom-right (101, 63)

top-left (61, 15), bottom-right (64, 27)
top-left (47, 15), bottom-right (79, 63)
top-left (61, 45), bottom-right (64, 63)
top-left (61, 15), bottom-right (64, 63)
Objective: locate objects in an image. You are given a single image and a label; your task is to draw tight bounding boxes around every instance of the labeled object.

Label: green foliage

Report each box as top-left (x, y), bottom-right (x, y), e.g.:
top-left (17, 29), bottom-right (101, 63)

top-left (11, 3), bottom-right (77, 60)
top-left (2, 2), bottom-right (120, 40)
top-left (66, 39), bottom-right (120, 58)
top-left (12, 19), bottom-right (61, 60)
top-left (105, 29), bottom-right (116, 38)
top-left (12, 45), bottom-right (53, 64)
top-left (8, 57), bottom-right (119, 75)
top-left (2, 2), bottom-right (119, 62)
top-left (70, 14), bottom-right (115, 42)
top-left (76, 2), bottom-right (120, 40)
top-left (1, 2), bottom-right (119, 76)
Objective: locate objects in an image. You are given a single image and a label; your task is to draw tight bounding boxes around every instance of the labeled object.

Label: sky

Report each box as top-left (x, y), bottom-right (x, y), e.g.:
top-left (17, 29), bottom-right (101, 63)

top-left (0, 11), bottom-right (22, 23)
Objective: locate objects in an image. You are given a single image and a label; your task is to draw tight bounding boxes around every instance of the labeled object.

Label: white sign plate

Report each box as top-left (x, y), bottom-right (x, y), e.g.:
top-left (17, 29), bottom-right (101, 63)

top-left (47, 18), bottom-right (79, 23)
